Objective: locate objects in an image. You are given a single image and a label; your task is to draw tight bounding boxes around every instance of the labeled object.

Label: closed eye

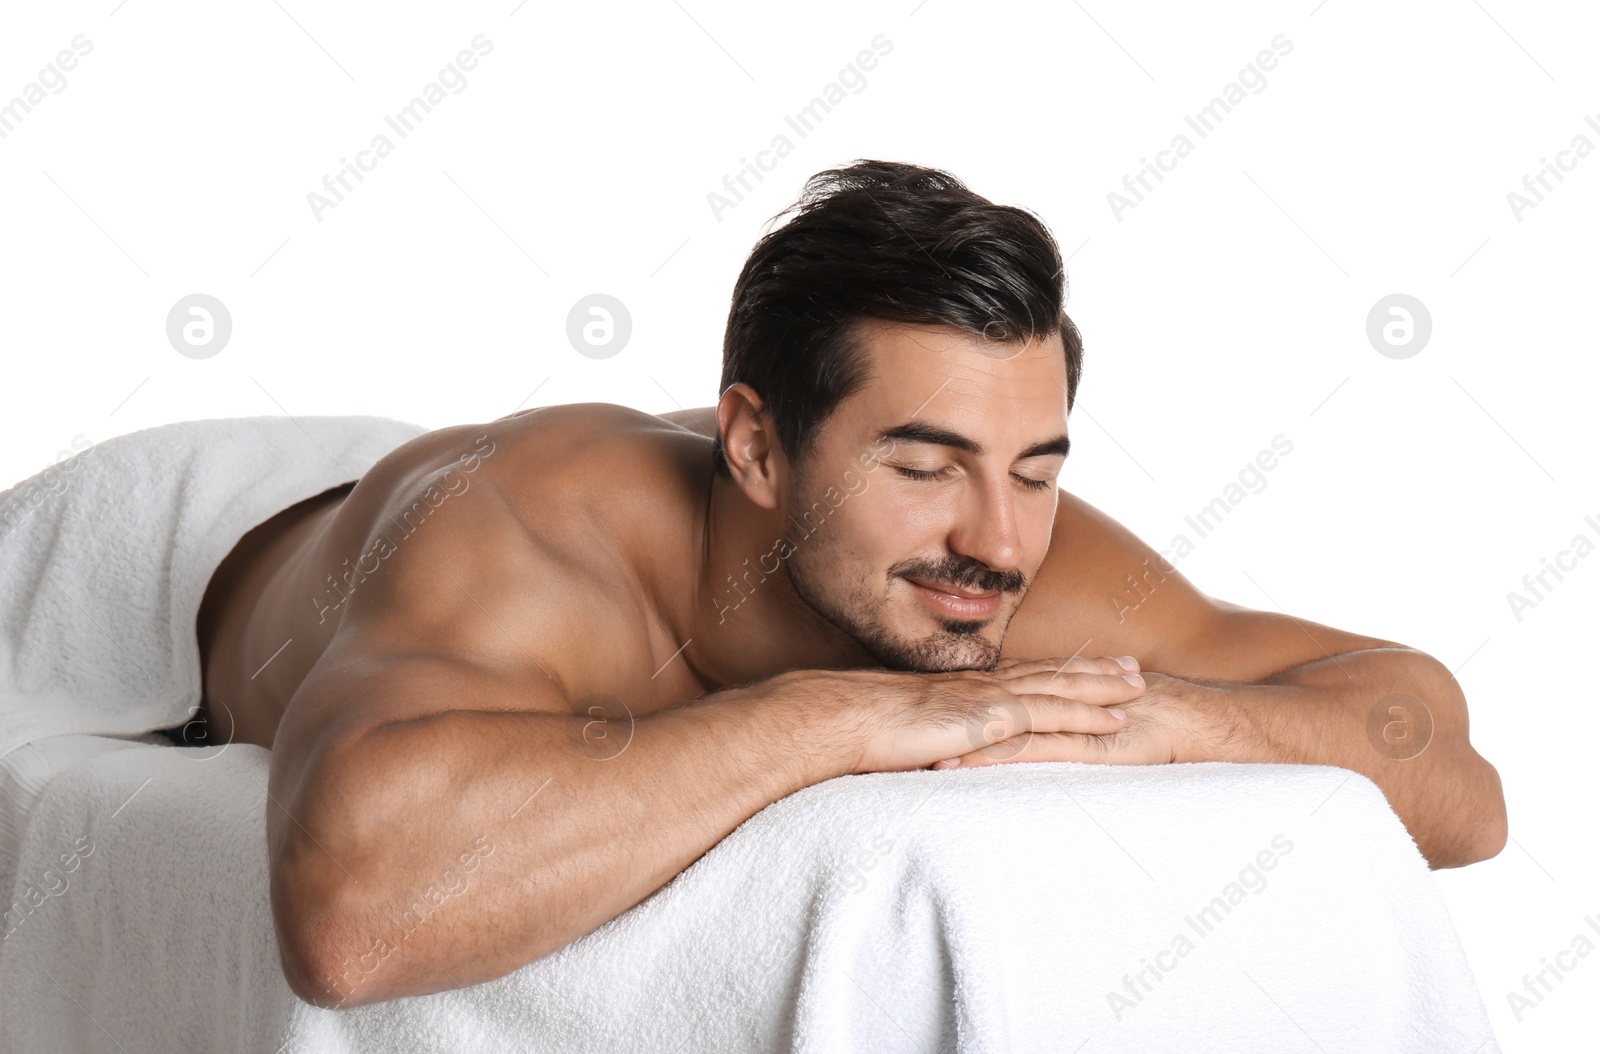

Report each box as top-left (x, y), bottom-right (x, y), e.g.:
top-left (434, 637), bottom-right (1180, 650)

top-left (895, 466), bottom-right (1054, 491)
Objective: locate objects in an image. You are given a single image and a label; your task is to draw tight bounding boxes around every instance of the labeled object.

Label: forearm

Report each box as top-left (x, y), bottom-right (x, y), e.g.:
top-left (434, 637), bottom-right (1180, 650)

top-left (274, 674), bottom-right (856, 1008)
top-left (1176, 647), bottom-right (1506, 868)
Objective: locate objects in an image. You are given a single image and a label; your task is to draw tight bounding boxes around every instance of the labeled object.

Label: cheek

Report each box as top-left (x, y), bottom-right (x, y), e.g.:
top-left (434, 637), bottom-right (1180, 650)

top-left (844, 491), bottom-right (947, 560)
top-left (866, 486), bottom-right (954, 540)
top-left (1009, 527), bottom-right (1054, 592)
top-left (1022, 509), bottom-right (1055, 560)
top-left (791, 494), bottom-right (894, 586)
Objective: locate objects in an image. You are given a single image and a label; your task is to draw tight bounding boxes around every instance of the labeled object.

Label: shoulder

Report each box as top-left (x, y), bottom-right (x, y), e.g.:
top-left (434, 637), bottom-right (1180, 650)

top-left (342, 399), bottom-right (697, 583)
top-left (305, 402), bottom-right (702, 691)
top-left (1007, 488), bottom-right (1403, 681)
top-left (1004, 488), bottom-right (1202, 662)
top-left (347, 402), bottom-right (703, 542)
top-left (361, 402), bottom-right (689, 491)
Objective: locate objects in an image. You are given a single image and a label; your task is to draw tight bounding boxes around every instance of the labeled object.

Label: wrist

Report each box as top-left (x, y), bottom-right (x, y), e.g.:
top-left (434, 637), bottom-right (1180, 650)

top-left (1171, 678), bottom-right (1246, 764)
top-left (751, 670), bottom-right (866, 783)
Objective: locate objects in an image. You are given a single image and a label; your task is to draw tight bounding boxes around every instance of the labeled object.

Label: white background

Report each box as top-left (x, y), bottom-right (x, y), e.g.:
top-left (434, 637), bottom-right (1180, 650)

top-left (2, 0), bottom-right (1596, 1047)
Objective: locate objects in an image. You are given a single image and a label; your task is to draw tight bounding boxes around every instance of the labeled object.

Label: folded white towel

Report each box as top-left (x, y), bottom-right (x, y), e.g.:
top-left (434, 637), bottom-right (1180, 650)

top-left (0, 414), bottom-right (429, 763)
top-left (0, 737), bottom-right (1501, 1053)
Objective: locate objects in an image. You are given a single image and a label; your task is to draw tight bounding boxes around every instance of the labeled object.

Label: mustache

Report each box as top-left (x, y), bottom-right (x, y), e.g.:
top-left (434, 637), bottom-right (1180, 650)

top-left (894, 554), bottom-right (1027, 595)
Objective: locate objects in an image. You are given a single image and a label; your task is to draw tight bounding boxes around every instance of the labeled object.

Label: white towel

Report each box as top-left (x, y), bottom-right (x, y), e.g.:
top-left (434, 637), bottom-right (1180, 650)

top-left (0, 412), bottom-right (1501, 1051)
top-left (0, 414), bottom-right (428, 903)
top-left (0, 737), bottom-right (1502, 1053)
top-left (0, 413), bottom-right (430, 761)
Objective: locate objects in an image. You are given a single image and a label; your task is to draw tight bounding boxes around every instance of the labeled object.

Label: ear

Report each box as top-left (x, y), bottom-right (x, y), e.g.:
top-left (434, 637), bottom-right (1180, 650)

top-left (717, 383), bottom-right (785, 510)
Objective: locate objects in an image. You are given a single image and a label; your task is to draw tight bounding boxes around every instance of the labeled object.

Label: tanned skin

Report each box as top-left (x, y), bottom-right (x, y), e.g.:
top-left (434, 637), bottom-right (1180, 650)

top-left (192, 320), bottom-right (1506, 1009)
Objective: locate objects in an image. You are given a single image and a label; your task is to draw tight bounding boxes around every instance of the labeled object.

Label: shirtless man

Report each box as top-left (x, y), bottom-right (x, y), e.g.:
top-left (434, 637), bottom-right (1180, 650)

top-left (191, 160), bottom-right (1506, 1010)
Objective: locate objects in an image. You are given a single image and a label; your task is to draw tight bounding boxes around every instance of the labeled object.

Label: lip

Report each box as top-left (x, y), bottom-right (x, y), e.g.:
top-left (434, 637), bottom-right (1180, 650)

top-left (905, 578), bottom-right (1002, 619)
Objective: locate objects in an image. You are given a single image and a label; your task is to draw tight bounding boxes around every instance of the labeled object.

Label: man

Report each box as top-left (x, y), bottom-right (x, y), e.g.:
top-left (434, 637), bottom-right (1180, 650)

top-left (192, 159), bottom-right (1506, 1010)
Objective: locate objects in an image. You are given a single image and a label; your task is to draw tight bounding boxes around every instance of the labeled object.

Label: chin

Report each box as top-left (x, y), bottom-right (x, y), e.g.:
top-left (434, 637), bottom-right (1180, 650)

top-left (863, 624), bottom-right (1003, 674)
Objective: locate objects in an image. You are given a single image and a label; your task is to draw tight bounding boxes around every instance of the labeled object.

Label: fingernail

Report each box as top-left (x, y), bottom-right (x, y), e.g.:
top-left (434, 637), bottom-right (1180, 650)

top-left (936, 758), bottom-right (961, 768)
top-left (1108, 707), bottom-right (1126, 719)
top-left (1121, 673), bottom-right (1143, 686)
top-left (1115, 656), bottom-right (1138, 671)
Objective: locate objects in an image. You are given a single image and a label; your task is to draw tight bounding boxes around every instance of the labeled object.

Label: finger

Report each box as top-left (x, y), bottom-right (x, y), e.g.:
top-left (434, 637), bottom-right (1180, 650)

top-left (961, 694), bottom-right (1127, 757)
top-left (934, 729), bottom-right (1043, 767)
top-left (993, 655), bottom-right (1128, 679)
top-left (1018, 693), bottom-right (1130, 734)
top-left (1004, 669), bottom-right (1146, 706)
top-left (941, 730), bottom-right (1110, 768)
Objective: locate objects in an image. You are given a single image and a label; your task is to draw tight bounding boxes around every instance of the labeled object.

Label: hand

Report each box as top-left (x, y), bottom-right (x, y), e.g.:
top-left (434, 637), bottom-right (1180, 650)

top-left (789, 656), bottom-right (1148, 776)
top-left (930, 661), bottom-right (1198, 769)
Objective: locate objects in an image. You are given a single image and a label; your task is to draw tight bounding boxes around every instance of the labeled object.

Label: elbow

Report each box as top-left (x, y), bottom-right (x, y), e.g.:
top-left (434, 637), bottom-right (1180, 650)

top-left (1410, 650), bottom-right (1508, 867)
top-left (271, 857), bottom-right (384, 1010)
top-left (1474, 815), bottom-right (1509, 864)
top-left (267, 730), bottom-right (405, 1009)
top-left (1425, 753), bottom-right (1507, 869)
top-left (273, 883), bottom-right (359, 1009)
top-left (1461, 755), bottom-right (1508, 865)
top-left (280, 945), bottom-right (357, 1011)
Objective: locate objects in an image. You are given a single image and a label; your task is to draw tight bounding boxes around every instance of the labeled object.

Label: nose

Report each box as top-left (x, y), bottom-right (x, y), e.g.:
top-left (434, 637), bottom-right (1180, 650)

top-left (947, 473), bottom-right (1022, 575)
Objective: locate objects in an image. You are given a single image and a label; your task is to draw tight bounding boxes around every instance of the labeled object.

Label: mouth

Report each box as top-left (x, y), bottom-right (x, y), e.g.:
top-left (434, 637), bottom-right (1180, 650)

top-left (904, 577), bottom-right (1003, 620)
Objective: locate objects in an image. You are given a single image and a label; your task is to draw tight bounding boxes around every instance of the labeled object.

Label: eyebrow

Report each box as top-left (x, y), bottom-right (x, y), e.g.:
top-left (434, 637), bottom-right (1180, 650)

top-left (875, 422), bottom-right (1071, 461)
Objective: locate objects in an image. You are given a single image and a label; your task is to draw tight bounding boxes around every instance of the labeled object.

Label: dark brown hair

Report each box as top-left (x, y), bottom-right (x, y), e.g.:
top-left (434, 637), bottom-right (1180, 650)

top-left (712, 158), bottom-right (1084, 477)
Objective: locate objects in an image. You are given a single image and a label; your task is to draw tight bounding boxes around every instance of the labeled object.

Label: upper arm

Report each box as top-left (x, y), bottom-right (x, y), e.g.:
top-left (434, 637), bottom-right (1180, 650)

top-left (1009, 488), bottom-right (1408, 684)
top-left (264, 463), bottom-right (584, 864)
top-left (268, 403), bottom-right (673, 849)
top-left (262, 467), bottom-right (593, 991)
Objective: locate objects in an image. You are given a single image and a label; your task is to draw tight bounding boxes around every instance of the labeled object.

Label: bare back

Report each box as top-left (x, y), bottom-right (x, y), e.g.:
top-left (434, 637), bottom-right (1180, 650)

top-left (198, 405), bottom-right (719, 751)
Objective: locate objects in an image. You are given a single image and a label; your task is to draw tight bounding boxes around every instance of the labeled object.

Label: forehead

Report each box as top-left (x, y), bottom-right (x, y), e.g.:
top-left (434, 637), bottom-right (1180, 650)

top-left (836, 318), bottom-right (1069, 430)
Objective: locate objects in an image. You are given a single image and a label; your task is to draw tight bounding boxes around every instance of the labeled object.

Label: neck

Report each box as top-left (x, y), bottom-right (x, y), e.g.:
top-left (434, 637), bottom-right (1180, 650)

top-left (678, 464), bottom-right (875, 689)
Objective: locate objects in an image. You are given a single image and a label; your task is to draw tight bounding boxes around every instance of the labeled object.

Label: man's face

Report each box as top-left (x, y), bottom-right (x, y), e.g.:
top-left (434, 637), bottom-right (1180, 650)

top-left (780, 320), bottom-right (1070, 672)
